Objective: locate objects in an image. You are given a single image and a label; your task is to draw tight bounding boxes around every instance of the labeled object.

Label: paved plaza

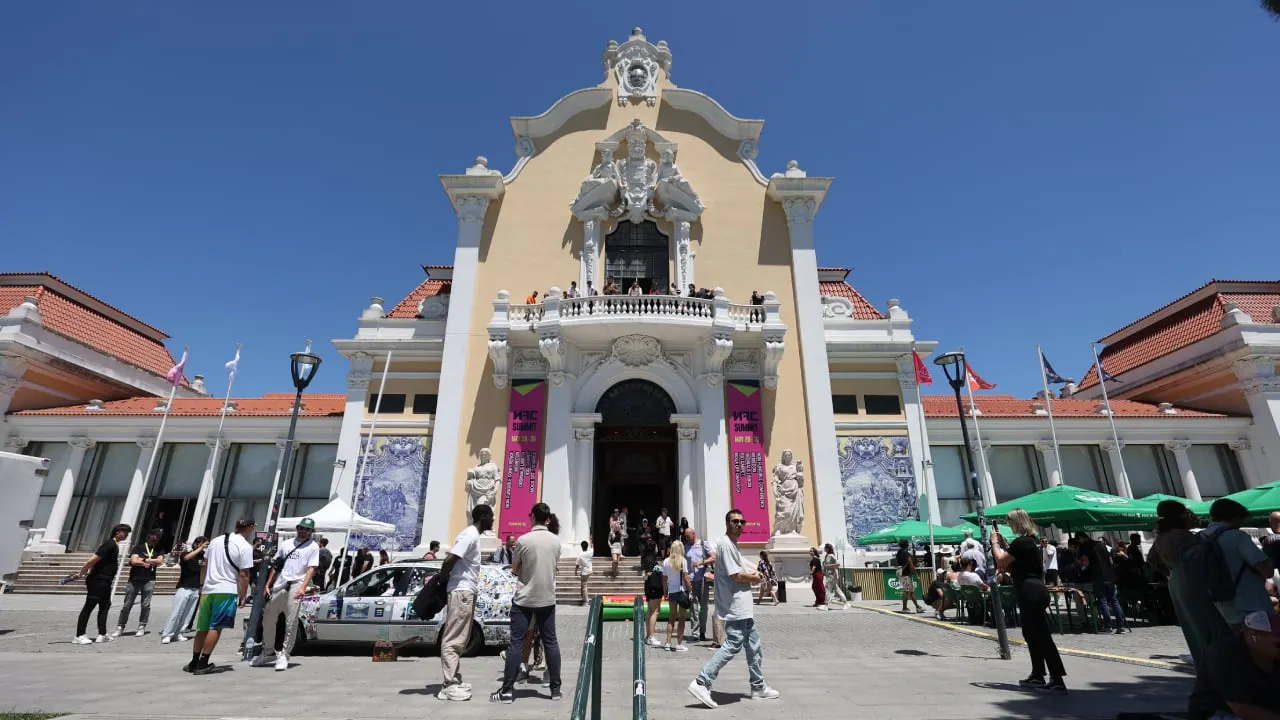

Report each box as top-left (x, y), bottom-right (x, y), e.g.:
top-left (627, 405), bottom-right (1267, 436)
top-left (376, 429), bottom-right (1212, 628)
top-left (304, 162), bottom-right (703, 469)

top-left (0, 593), bottom-right (1194, 720)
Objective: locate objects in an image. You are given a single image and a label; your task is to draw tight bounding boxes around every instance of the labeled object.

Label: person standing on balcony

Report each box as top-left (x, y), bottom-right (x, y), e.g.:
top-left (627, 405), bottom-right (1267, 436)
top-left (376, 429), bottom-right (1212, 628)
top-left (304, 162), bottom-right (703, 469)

top-left (670, 282), bottom-right (680, 295)
top-left (628, 279), bottom-right (643, 296)
top-left (603, 277), bottom-right (618, 295)
top-left (524, 290), bottom-right (538, 304)
top-left (566, 281), bottom-right (580, 298)
top-left (687, 283), bottom-right (697, 297)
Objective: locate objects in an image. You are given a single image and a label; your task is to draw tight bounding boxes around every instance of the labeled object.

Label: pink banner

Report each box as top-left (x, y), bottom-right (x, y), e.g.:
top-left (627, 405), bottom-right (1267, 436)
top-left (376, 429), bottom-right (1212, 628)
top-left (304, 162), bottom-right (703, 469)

top-left (726, 382), bottom-right (770, 543)
top-left (498, 380), bottom-right (547, 538)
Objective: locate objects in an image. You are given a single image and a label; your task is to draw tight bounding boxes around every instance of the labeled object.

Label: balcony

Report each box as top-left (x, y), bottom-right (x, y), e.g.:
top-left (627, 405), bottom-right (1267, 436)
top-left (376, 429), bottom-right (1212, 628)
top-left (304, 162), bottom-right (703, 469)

top-left (494, 287), bottom-right (777, 338)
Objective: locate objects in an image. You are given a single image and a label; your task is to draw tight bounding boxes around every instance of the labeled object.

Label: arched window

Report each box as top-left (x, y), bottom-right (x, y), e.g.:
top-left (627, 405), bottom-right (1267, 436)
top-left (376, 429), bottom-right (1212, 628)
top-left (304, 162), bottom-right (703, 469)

top-left (595, 379), bottom-right (676, 427)
top-left (604, 221), bottom-right (669, 293)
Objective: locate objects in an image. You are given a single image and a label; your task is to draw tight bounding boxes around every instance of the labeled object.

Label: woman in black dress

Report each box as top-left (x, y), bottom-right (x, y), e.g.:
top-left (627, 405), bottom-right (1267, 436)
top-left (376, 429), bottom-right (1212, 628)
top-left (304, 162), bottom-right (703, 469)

top-left (990, 509), bottom-right (1067, 694)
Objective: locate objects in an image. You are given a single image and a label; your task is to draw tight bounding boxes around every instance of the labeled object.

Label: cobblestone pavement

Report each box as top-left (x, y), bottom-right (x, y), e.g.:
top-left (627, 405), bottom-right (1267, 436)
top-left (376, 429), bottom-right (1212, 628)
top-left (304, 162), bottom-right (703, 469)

top-left (1, 594), bottom-right (1193, 719)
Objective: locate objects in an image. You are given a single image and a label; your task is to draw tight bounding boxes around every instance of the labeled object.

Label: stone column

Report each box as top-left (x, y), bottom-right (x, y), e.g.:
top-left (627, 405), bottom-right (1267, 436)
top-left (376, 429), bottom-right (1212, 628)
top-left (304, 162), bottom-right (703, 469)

top-left (0, 355), bottom-right (26, 448)
top-left (40, 437), bottom-right (95, 551)
top-left (677, 427), bottom-right (698, 526)
top-left (331, 352), bottom-right (373, 504)
top-left (1235, 355), bottom-right (1280, 481)
top-left (1034, 441), bottom-right (1063, 488)
top-left (1166, 440), bottom-right (1201, 502)
top-left (120, 436), bottom-right (158, 533)
top-left (897, 358), bottom-right (941, 526)
top-left (1101, 440), bottom-right (1132, 497)
top-left (420, 192), bottom-right (492, 549)
top-left (1228, 438), bottom-right (1261, 489)
top-left (263, 438), bottom-right (289, 528)
top-left (188, 437), bottom-right (229, 543)
top-left (573, 427), bottom-right (595, 544)
top-left (577, 212), bottom-right (605, 293)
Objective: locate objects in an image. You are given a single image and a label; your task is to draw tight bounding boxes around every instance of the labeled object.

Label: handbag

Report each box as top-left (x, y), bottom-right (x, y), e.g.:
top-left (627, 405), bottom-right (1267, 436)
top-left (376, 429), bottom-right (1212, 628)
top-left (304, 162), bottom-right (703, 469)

top-left (411, 573), bottom-right (447, 621)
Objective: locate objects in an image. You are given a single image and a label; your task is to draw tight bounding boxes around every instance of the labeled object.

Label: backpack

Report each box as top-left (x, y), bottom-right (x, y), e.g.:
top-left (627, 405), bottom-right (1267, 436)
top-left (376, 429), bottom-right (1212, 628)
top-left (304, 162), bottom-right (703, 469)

top-left (644, 568), bottom-right (664, 597)
top-left (1180, 525), bottom-right (1248, 603)
top-left (411, 573), bottom-right (447, 621)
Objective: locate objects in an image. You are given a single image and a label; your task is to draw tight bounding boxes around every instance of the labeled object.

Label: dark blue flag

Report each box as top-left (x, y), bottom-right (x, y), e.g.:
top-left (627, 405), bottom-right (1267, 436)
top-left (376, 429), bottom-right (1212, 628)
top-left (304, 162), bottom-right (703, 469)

top-left (1099, 359), bottom-right (1122, 384)
top-left (1040, 353), bottom-right (1070, 385)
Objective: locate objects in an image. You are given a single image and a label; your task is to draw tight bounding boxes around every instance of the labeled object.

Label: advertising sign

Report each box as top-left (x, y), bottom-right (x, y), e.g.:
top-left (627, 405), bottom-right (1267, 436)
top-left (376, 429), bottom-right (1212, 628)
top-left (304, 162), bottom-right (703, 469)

top-left (725, 381), bottom-right (770, 543)
top-left (497, 380), bottom-right (547, 538)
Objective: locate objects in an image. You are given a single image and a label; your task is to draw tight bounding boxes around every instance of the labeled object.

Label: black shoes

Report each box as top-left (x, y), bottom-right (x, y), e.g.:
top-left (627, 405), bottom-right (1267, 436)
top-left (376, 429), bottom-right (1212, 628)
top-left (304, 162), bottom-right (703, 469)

top-left (1018, 675), bottom-right (1046, 689)
top-left (1038, 678), bottom-right (1068, 695)
top-left (489, 691), bottom-right (514, 704)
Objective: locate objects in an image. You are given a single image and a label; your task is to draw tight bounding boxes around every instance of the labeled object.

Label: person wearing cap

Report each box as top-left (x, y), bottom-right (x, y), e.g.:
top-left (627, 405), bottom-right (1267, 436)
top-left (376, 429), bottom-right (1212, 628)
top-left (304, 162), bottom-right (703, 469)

top-left (1187, 611), bottom-right (1280, 720)
top-left (252, 518), bottom-right (320, 671)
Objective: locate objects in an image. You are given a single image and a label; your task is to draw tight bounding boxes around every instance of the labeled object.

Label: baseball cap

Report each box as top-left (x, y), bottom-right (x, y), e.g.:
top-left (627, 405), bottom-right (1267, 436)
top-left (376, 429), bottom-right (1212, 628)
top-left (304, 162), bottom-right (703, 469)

top-left (297, 518), bottom-right (316, 530)
top-left (1242, 611), bottom-right (1280, 635)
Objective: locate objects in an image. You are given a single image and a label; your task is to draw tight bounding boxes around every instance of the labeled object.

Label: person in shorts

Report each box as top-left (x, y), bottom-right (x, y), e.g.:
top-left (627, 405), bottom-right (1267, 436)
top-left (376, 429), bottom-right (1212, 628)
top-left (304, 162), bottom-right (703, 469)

top-left (187, 518), bottom-right (255, 675)
top-left (897, 539), bottom-right (924, 614)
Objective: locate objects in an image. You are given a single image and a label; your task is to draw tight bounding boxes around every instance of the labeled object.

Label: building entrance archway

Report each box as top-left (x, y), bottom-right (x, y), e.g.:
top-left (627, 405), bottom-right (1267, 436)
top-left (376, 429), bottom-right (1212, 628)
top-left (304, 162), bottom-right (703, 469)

top-left (592, 379), bottom-right (678, 556)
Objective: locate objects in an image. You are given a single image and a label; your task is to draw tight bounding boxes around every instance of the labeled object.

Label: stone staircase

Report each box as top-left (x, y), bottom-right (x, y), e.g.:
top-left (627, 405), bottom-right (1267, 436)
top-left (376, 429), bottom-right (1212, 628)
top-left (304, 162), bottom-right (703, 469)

top-left (552, 556), bottom-right (713, 606)
top-left (9, 553), bottom-right (181, 595)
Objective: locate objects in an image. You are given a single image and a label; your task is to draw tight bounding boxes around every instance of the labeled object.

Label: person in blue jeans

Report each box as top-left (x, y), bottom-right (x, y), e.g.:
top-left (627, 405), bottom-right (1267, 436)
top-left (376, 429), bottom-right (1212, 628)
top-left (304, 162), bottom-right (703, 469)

top-left (1075, 532), bottom-right (1126, 634)
top-left (687, 509), bottom-right (780, 709)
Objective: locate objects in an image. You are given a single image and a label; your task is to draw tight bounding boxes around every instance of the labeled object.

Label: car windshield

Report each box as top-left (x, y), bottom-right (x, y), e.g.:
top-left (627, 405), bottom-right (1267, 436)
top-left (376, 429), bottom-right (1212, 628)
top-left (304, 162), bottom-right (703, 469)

top-left (343, 566), bottom-right (436, 598)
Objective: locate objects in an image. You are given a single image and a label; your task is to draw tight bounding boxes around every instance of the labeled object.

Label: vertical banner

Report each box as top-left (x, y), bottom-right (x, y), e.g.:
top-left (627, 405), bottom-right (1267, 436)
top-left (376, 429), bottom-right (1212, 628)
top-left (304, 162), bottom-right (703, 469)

top-left (726, 381), bottom-right (771, 542)
top-left (498, 380), bottom-right (547, 538)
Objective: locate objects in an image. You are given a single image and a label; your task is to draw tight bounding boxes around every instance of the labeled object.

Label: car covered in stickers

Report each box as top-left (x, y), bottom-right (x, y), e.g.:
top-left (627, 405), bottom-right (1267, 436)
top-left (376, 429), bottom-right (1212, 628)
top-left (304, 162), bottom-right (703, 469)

top-left (296, 560), bottom-right (517, 655)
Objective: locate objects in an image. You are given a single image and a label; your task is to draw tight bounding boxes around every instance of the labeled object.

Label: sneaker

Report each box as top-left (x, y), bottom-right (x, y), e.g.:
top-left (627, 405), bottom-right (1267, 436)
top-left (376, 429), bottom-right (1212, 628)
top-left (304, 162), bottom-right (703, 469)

top-left (550, 689), bottom-right (563, 701)
top-left (135, 626), bottom-right (148, 637)
top-left (161, 636), bottom-right (172, 644)
top-left (111, 627), bottom-right (123, 637)
top-left (73, 635), bottom-right (93, 645)
top-left (674, 643), bottom-right (689, 652)
top-left (1018, 675), bottom-right (1046, 689)
top-left (516, 664), bottom-right (530, 683)
top-left (750, 686), bottom-right (780, 701)
top-left (1114, 627), bottom-right (1127, 635)
top-left (176, 634), bottom-right (189, 642)
top-left (274, 653), bottom-right (289, 671)
top-left (437, 686), bottom-right (472, 702)
top-left (646, 636), bottom-right (663, 647)
top-left (687, 679), bottom-right (718, 709)
top-left (935, 611), bottom-right (946, 620)
top-left (488, 691), bottom-right (514, 704)
top-left (93, 634), bottom-right (111, 643)
top-left (1037, 678), bottom-right (1068, 695)
top-left (665, 643), bottom-right (674, 652)
top-left (250, 653), bottom-right (276, 668)
top-left (191, 663), bottom-right (217, 676)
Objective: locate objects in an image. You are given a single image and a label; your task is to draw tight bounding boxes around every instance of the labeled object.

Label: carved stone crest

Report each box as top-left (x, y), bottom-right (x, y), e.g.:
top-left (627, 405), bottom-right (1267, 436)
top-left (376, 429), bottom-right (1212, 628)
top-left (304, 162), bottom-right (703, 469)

top-left (725, 348), bottom-right (761, 377)
top-left (512, 348), bottom-right (548, 375)
top-left (605, 27), bottom-right (671, 107)
top-left (611, 335), bottom-right (662, 367)
top-left (418, 294), bottom-right (450, 320)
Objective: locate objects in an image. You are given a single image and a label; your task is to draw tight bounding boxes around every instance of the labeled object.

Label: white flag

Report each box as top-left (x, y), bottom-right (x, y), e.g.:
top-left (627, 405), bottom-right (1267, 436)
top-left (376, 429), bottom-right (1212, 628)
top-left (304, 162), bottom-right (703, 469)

top-left (225, 348), bottom-right (240, 379)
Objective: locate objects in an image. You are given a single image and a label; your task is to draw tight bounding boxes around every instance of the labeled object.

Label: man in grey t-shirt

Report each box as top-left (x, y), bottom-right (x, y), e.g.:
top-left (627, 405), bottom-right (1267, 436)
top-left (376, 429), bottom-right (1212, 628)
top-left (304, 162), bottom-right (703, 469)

top-left (491, 502), bottom-right (562, 704)
top-left (687, 509), bottom-right (780, 709)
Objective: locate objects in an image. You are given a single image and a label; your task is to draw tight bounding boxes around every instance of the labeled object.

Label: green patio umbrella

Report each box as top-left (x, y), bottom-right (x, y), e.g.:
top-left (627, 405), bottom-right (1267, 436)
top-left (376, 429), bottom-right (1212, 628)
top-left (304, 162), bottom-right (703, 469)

top-left (855, 519), bottom-right (966, 546)
top-left (951, 520), bottom-right (1016, 539)
top-left (1135, 493), bottom-right (1211, 518)
top-left (960, 484), bottom-right (1159, 532)
top-left (1221, 479), bottom-right (1280, 522)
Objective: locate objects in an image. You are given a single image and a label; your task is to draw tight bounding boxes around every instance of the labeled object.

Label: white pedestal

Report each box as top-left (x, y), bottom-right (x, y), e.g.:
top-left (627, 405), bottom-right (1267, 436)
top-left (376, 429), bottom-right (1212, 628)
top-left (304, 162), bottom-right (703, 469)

top-left (477, 533), bottom-right (500, 555)
top-left (764, 534), bottom-right (817, 604)
top-left (24, 541), bottom-right (67, 556)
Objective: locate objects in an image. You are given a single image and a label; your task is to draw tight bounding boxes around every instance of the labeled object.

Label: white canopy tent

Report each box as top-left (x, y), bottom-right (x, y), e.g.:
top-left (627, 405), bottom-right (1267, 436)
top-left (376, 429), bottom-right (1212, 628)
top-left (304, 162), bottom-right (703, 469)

top-left (277, 497), bottom-right (395, 535)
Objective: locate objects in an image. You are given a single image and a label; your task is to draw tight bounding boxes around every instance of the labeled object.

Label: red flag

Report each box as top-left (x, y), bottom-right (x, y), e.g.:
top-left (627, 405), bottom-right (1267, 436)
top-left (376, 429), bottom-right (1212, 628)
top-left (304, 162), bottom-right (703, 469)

top-left (966, 365), bottom-right (996, 391)
top-left (912, 352), bottom-right (933, 385)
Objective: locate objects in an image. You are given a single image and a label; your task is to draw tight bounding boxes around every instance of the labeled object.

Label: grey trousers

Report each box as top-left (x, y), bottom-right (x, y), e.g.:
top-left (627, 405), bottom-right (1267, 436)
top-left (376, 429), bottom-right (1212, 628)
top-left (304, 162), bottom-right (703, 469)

top-left (118, 580), bottom-right (155, 628)
top-left (692, 578), bottom-right (710, 639)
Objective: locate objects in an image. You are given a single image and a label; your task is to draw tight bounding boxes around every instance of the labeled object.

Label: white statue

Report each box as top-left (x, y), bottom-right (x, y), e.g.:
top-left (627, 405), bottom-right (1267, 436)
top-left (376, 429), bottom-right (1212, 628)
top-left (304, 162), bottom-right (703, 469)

top-left (465, 448), bottom-right (500, 534)
top-left (614, 120), bottom-right (658, 224)
top-left (772, 449), bottom-right (805, 536)
top-left (577, 148), bottom-right (619, 200)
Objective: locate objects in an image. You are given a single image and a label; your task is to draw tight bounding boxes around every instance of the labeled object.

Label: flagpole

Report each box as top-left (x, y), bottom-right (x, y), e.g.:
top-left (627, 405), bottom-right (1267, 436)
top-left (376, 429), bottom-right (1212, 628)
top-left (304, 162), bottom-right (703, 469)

top-left (961, 350), bottom-right (995, 507)
top-left (337, 350), bottom-right (392, 583)
top-left (1036, 345), bottom-right (1065, 486)
top-left (910, 344), bottom-right (935, 562)
top-left (188, 344), bottom-right (240, 544)
top-left (112, 346), bottom-right (186, 598)
top-left (1092, 342), bottom-right (1131, 497)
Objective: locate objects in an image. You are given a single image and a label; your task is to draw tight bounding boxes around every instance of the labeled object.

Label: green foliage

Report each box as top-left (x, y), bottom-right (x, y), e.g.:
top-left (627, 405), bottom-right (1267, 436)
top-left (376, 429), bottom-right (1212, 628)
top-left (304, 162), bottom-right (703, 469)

top-left (1265, 0), bottom-right (1280, 19)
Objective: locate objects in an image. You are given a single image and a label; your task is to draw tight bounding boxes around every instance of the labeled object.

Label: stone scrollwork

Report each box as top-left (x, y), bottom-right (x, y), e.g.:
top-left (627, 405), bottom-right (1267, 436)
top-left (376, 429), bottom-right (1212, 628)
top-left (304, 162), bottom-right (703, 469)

top-left (703, 333), bottom-right (734, 387)
top-left (487, 334), bottom-right (511, 389)
top-left (821, 295), bottom-right (855, 319)
top-left (539, 335), bottom-right (569, 386)
top-left (781, 196), bottom-right (816, 225)
top-left (512, 348), bottom-right (548, 376)
top-left (724, 348), bottom-right (761, 377)
top-left (677, 427), bottom-right (698, 442)
top-left (0, 374), bottom-right (22, 397)
top-left (574, 427), bottom-right (596, 442)
top-left (612, 335), bottom-right (662, 367)
top-left (761, 332), bottom-right (786, 390)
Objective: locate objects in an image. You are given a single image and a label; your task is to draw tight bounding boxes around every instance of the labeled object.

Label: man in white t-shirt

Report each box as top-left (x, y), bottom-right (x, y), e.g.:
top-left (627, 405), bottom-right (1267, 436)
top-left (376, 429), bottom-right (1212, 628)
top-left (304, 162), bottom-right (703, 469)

top-left (956, 558), bottom-right (989, 591)
top-left (656, 508), bottom-right (674, 552)
top-left (252, 518), bottom-right (320, 671)
top-left (1041, 537), bottom-right (1060, 586)
top-left (436, 504), bottom-right (494, 702)
top-left (687, 509), bottom-right (780, 709)
top-left (576, 540), bottom-right (593, 604)
top-left (186, 518), bottom-right (255, 675)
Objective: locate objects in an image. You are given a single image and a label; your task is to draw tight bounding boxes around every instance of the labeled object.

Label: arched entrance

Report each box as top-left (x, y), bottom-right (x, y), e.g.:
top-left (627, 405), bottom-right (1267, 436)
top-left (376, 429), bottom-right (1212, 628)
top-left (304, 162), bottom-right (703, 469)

top-left (592, 379), bottom-right (678, 555)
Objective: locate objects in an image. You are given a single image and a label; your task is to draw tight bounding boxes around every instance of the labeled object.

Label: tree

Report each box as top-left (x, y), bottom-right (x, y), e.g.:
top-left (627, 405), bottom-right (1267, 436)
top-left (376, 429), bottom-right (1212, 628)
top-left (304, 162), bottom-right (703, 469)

top-left (1265, 0), bottom-right (1280, 19)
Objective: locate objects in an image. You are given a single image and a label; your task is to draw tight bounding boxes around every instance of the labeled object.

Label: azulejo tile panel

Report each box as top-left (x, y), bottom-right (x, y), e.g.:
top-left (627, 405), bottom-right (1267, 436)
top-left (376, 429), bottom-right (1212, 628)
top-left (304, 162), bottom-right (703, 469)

top-left (351, 435), bottom-right (431, 551)
top-left (838, 436), bottom-right (918, 545)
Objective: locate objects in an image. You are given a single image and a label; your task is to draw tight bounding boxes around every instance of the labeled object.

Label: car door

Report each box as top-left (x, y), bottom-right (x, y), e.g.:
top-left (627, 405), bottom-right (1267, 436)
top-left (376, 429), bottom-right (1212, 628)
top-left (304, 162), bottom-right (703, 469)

top-left (385, 566), bottom-right (443, 646)
top-left (315, 566), bottom-right (398, 643)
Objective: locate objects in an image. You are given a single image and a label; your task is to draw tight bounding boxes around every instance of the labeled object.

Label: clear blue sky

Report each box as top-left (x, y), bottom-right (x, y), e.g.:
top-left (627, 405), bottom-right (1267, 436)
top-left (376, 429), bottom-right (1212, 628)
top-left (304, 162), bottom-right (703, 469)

top-left (2, 2), bottom-right (1277, 399)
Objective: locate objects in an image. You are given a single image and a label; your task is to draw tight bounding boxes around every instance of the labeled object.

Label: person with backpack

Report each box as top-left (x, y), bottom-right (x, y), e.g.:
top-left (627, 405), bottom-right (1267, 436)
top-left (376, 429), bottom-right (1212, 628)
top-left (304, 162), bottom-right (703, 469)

top-left (1192, 499), bottom-right (1277, 633)
top-left (643, 561), bottom-right (666, 647)
top-left (1149, 500), bottom-right (1230, 669)
top-left (1074, 532), bottom-right (1127, 634)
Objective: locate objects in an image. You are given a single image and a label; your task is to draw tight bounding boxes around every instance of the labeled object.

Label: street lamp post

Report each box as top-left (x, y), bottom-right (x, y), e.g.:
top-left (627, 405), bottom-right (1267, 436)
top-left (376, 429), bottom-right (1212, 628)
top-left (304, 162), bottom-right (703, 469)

top-left (242, 340), bottom-right (322, 660)
top-left (933, 350), bottom-right (1011, 660)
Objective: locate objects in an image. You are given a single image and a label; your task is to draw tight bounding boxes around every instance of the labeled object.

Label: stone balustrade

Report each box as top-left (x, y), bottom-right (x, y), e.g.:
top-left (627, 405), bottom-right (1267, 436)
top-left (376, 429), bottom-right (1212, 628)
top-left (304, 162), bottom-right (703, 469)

top-left (496, 288), bottom-right (779, 330)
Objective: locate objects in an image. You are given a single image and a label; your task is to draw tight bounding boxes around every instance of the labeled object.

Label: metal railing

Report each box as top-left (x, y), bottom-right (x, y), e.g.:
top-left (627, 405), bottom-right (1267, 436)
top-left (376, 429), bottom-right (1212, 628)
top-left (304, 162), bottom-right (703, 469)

top-left (632, 596), bottom-right (648, 720)
top-left (570, 595), bottom-right (604, 720)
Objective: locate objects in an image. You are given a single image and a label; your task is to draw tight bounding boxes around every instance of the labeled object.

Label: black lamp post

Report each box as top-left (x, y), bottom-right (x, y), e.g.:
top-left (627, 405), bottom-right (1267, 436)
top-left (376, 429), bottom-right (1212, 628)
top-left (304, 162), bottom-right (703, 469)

top-left (933, 350), bottom-right (1011, 660)
top-left (242, 340), bottom-right (322, 660)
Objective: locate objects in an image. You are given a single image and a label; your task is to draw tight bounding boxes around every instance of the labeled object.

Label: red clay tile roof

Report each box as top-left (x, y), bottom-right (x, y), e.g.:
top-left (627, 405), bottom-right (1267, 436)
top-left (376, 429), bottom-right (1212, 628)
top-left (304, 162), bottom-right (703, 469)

top-left (0, 275), bottom-right (180, 380)
top-left (1078, 280), bottom-right (1280, 390)
top-left (819, 280), bottom-right (884, 319)
top-left (921, 394), bottom-right (1227, 418)
top-left (387, 278), bottom-right (451, 318)
top-left (15, 393), bottom-right (346, 417)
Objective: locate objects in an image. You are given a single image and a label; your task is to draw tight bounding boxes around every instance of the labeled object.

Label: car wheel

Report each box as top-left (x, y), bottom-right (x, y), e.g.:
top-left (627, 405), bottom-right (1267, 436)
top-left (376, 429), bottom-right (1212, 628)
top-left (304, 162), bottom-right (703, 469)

top-left (461, 621), bottom-right (485, 657)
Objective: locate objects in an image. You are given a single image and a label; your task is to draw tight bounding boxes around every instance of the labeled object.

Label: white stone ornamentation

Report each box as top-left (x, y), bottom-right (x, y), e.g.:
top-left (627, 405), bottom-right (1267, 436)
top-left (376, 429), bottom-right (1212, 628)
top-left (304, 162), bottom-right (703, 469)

top-left (0, 374), bottom-right (21, 398)
top-left (762, 333), bottom-right (786, 390)
top-left (677, 427), bottom-right (698, 442)
top-left (821, 295), bottom-right (855, 319)
top-left (512, 348), bottom-right (548, 376)
top-left (703, 334), bottom-right (734, 387)
top-left (772, 450), bottom-right (805, 536)
top-left (781, 196), bottom-right (816, 225)
top-left (605, 27), bottom-right (670, 107)
top-left (488, 335), bottom-right (511, 389)
top-left (465, 449), bottom-right (501, 533)
top-left (539, 335), bottom-right (569, 386)
top-left (1228, 438), bottom-right (1251, 452)
top-left (574, 427), bottom-right (595, 442)
top-left (616, 121), bottom-right (659, 224)
top-left (656, 149), bottom-right (704, 217)
top-left (612, 335), bottom-right (663, 367)
top-left (456, 195), bottom-right (490, 224)
top-left (725, 349), bottom-right (761, 377)
top-left (418, 294), bottom-right (450, 320)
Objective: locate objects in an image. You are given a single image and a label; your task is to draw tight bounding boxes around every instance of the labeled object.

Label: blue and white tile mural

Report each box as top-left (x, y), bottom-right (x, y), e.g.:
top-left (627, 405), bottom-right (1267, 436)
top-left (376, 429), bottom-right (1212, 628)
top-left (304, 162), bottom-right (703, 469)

top-left (838, 436), bottom-right (918, 544)
top-left (350, 436), bottom-right (431, 552)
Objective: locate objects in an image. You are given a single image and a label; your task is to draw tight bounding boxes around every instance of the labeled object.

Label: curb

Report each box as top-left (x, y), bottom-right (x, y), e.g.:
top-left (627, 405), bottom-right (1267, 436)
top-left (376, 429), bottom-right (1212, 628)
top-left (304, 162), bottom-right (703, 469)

top-left (855, 603), bottom-right (1191, 673)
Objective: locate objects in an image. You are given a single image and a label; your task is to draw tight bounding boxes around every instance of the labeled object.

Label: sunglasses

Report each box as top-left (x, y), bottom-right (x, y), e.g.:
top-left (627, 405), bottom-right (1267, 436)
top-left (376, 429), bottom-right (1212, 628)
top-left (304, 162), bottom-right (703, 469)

top-left (728, 518), bottom-right (746, 526)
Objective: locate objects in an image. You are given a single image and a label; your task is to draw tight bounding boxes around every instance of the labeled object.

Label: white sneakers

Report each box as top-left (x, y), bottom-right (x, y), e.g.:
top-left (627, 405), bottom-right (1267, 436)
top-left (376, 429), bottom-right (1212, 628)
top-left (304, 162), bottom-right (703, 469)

top-left (135, 626), bottom-right (148, 637)
top-left (111, 627), bottom-right (122, 637)
top-left (437, 685), bottom-right (472, 702)
top-left (274, 654), bottom-right (289, 671)
top-left (673, 643), bottom-right (689, 652)
top-left (73, 636), bottom-right (93, 645)
top-left (176, 634), bottom-right (189, 642)
top-left (250, 653), bottom-right (275, 668)
top-left (750, 686), bottom-right (781, 701)
top-left (687, 680), bottom-right (718, 709)
top-left (93, 634), bottom-right (111, 643)
top-left (161, 636), bottom-right (172, 644)
top-left (646, 636), bottom-right (663, 647)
